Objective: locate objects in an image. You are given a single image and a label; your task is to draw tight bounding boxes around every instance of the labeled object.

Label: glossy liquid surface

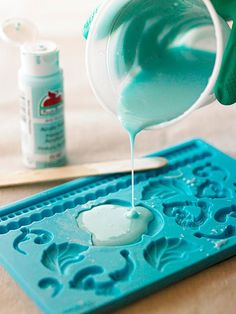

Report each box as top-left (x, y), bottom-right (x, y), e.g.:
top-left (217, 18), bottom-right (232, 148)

top-left (78, 204), bottom-right (153, 246)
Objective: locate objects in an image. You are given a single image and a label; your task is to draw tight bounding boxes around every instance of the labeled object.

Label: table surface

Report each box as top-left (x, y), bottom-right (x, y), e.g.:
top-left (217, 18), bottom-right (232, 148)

top-left (1, 20), bottom-right (236, 314)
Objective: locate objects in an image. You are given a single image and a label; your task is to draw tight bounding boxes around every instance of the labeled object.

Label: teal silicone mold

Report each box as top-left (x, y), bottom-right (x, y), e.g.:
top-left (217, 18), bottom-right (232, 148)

top-left (0, 139), bottom-right (236, 314)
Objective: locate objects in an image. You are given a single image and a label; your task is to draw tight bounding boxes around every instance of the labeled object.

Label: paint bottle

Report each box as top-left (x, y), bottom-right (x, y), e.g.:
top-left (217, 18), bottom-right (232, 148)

top-left (1, 18), bottom-right (66, 168)
top-left (19, 41), bottom-right (66, 168)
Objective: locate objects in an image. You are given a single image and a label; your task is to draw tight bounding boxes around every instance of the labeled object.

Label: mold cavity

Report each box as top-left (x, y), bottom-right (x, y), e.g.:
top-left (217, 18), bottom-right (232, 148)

top-left (142, 177), bottom-right (193, 201)
top-left (163, 200), bottom-right (209, 228)
top-left (193, 162), bottom-right (228, 181)
top-left (214, 205), bottom-right (236, 222)
top-left (194, 225), bottom-right (235, 239)
top-left (77, 201), bottom-right (154, 246)
top-left (0, 226), bottom-right (7, 234)
top-left (144, 237), bottom-right (198, 271)
top-left (41, 243), bottom-right (88, 275)
top-left (70, 266), bottom-right (104, 290)
top-left (69, 250), bottom-right (134, 296)
top-left (8, 222), bottom-right (19, 230)
top-left (38, 277), bottom-right (63, 298)
top-left (195, 180), bottom-right (232, 199)
top-left (13, 228), bottom-right (54, 255)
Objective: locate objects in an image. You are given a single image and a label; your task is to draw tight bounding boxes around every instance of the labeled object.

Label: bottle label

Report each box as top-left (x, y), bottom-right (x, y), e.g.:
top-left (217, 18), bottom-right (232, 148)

top-left (19, 81), bottom-right (66, 168)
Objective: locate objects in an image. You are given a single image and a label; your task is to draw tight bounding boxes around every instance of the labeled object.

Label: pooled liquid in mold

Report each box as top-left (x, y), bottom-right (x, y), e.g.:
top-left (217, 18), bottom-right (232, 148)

top-left (77, 204), bottom-right (153, 246)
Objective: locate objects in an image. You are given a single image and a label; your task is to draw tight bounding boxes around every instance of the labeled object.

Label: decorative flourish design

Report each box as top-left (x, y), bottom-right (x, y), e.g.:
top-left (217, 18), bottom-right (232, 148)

top-left (194, 180), bottom-right (232, 199)
top-left (193, 162), bottom-right (228, 181)
top-left (144, 237), bottom-right (197, 271)
top-left (38, 278), bottom-right (63, 298)
top-left (163, 200), bottom-right (209, 228)
top-left (195, 225), bottom-right (235, 239)
top-left (41, 243), bottom-right (88, 275)
top-left (109, 250), bottom-right (134, 282)
top-left (142, 178), bottom-right (192, 201)
top-left (70, 250), bottom-right (134, 295)
top-left (214, 205), bottom-right (236, 222)
top-left (13, 228), bottom-right (53, 255)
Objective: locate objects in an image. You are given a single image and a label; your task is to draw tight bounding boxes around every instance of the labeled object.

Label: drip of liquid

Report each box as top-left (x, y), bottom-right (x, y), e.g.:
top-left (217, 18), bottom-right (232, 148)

top-left (128, 132), bottom-right (138, 218)
top-left (77, 204), bottom-right (153, 246)
top-left (130, 134), bottom-right (135, 209)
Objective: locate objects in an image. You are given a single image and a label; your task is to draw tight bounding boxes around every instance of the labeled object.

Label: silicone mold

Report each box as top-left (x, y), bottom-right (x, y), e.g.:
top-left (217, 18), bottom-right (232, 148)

top-left (0, 139), bottom-right (236, 314)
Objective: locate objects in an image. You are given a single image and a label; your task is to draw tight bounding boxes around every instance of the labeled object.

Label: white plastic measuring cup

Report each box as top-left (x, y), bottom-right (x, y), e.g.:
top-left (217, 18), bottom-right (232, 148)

top-left (86, 0), bottom-right (231, 131)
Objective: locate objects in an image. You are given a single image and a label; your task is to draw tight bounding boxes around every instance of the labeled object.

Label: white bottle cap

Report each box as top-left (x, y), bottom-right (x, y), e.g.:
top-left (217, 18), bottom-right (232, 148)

top-left (1, 17), bottom-right (60, 76)
top-left (1, 17), bottom-right (38, 45)
top-left (20, 41), bottom-right (60, 76)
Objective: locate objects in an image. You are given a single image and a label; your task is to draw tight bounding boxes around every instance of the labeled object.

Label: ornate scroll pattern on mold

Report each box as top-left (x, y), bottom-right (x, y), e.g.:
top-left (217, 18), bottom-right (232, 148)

top-left (195, 225), bottom-right (236, 240)
top-left (193, 162), bottom-right (228, 181)
top-left (41, 243), bottom-right (89, 275)
top-left (144, 237), bottom-right (197, 271)
top-left (13, 228), bottom-right (53, 255)
top-left (162, 200), bottom-right (209, 228)
top-left (194, 180), bottom-right (232, 199)
top-left (38, 278), bottom-right (63, 298)
top-left (214, 205), bottom-right (236, 223)
top-left (69, 250), bottom-right (134, 295)
top-left (142, 178), bottom-right (193, 201)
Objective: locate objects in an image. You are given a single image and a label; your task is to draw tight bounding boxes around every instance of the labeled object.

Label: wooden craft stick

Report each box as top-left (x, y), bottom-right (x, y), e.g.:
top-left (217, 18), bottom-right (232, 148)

top-left (0, 157), bottom-right (167, 188)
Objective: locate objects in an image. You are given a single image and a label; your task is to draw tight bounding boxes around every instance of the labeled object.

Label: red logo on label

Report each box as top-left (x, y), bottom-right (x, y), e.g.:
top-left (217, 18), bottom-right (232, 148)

top-left (40, 91), bottom-right (63, 115)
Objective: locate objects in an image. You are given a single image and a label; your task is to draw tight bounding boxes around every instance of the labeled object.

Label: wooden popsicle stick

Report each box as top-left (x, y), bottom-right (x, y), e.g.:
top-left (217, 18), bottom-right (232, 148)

top-left (0, 157), bottom-right (167, 188)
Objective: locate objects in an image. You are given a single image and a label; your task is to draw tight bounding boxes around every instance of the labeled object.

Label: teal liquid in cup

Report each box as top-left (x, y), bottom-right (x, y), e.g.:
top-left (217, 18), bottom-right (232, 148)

top-left (118, 46), bottom-right (216, 135)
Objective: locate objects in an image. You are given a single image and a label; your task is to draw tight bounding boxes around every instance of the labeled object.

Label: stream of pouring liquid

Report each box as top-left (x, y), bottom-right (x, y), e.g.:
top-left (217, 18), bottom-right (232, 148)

top-left (127, 132), bottom-right (147, 219)
top-left (130, 134), bottom-right (135, 209)
top-left (119, 47), bottom-right (216, 215)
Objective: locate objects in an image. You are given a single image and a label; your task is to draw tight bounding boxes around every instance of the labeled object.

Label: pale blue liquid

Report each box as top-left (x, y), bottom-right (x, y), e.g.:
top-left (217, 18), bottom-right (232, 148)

top-left (119, 47), bottom-right (216, 135)
top-left (78, 204), bottom-right (153, 246)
